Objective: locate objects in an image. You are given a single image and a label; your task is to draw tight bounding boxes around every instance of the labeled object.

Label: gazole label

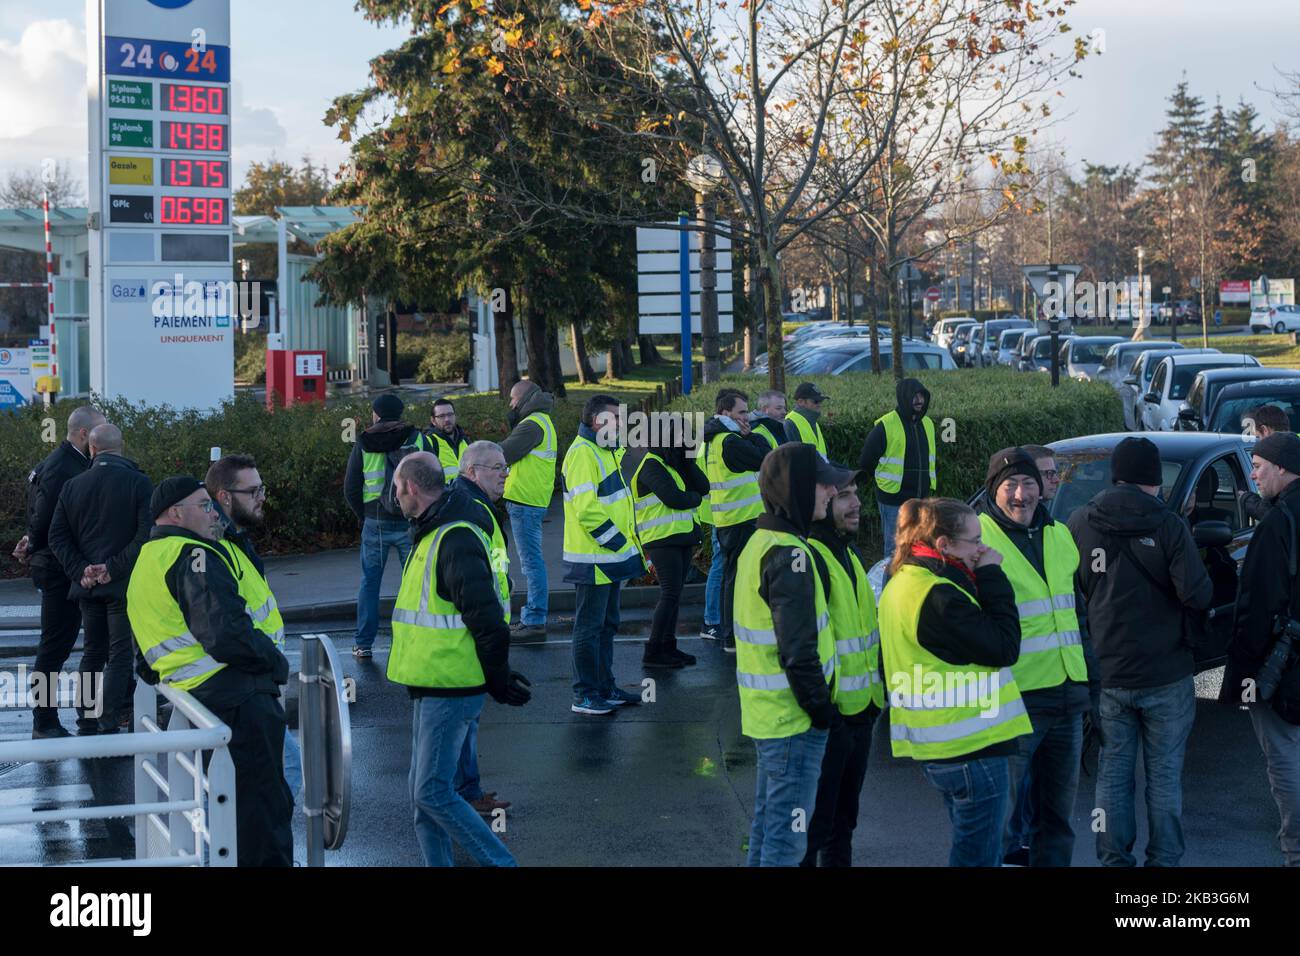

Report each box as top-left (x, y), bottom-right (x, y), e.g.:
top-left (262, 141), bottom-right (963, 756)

top-left (109, 156), bottom-right (153, 185)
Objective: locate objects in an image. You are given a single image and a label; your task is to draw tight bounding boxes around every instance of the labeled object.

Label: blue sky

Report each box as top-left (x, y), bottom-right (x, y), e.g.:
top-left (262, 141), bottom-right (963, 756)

top-left (1, 0), bottom-right (1298, 202)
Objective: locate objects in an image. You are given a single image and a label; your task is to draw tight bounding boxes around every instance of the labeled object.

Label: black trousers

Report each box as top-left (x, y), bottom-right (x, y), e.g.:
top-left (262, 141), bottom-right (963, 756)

top-left (802, 709), bottom-right (878, 867)
top-left (716, 519), bottom-right (756, 643)
top-left (207, 692), bottom-right (294, 867)
top-left (78, 596), bottom-right (136, 732)
top-left (31, 576), bottom-right (82, 730)
top-left (644, 544), bottom-right (690, 654)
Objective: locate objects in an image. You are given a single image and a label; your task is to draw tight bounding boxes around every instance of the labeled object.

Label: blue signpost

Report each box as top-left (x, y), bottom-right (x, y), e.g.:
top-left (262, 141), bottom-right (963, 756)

top-left (678, 212), bottom-right (691, 395)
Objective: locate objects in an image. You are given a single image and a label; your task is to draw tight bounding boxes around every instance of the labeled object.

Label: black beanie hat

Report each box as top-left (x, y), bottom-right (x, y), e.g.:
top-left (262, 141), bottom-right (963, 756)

top-left (1254, 432), bottom-right (1300, 475)
top-left (372, 393), bottom-right (404, 421)
top-left (151, 475), bottom-right (205, 519)
top-left (985, 447), bottom-right (1042, 498)
top-left (1111, 436), bottom-right (1163, 487)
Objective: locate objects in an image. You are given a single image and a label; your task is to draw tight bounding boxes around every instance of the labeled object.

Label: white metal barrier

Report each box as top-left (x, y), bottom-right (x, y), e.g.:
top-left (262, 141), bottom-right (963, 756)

top-left (0, 681), bottom-right (237, 867)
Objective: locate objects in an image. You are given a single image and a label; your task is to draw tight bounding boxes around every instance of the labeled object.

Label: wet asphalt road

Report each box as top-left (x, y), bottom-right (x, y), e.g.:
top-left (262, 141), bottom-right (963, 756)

top-left (0, 623), bottom-right (1289, 867)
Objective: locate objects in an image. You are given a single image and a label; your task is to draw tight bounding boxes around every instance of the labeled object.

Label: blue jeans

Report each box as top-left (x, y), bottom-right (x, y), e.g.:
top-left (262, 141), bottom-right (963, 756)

top-left (572, 581), bottom-right (621, 701)
top-left (507, 502), bottom-right (548, 626)
top-left (748, 728), bottom-right (829, 867)
top-left (878, 502), bottom-right (900, 561)
top-left (923, 757), bottom-right (1011, 867)
top-left (1005, 702), bottom-right (1084, 866)
top-left (704, 527), bottom-right (724, 627)
top-left (1095, 676), bottom-right (1195, 867)
top-left (354, 517), bottom-right (412, 649)
top-left (409, 695), bottom-right (516, 867)
top-left (455, 716), bottom-right (483, 802)
top-left (283, 721), bottom-right (302, 805)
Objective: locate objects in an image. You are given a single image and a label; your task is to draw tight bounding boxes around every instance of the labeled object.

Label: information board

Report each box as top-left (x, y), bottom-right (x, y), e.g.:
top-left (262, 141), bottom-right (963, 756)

top-left (88, 0), bottom-right (234, 409)
top-left (0, 348), bottom-right (34, 410)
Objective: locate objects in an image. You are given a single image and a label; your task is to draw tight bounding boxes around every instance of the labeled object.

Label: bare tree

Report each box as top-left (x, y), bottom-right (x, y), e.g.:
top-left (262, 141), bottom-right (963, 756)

top-left (0, 162), bottom-right (84, 208)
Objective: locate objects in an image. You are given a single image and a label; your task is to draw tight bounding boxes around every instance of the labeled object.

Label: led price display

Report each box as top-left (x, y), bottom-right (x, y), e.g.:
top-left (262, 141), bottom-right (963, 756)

top-left (161, 158), bottom-right (228, 188)
top-left (159, 195), bottom-right (228, 226)
top-left (160, 82), bottom-right (227, 115)
top-left (160, 120), bottom-right (227, 152)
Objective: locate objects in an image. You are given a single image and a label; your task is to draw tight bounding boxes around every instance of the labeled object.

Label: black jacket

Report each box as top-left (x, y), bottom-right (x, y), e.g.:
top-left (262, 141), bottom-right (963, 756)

top-left (48, 453), bottom-right (153, 601)
top-left (754, 444), bottom-right (837, 730)
top-left (1240, 490), bottom-right (1272, 522)
top-left (451, 476), bottom-right (509, 549)
top-left (783, 407), bottom-right (823, 446)
top-left (136, 526), bottom-right (288, 712)
top-left (904, 554), bottom-right (1023, 759)
top-left (809, 518), bottom-right (880, 724)
top-left (858, 378), bottom-right (934, 505)
top-left (1069, 484), bottom-right (1213, 690)
top-left (750, 415), bottom-right (788, 449)
top-left (1222, 479), bottom-right (1300, 709)
top-left (344, 420), bottom-right (425, 521)
top-left (404, 488), bottom-right (513, 700)
top-left (630, 446), bottom-right (708, 550)
top-left (702, 415), bottom-right (772, 475)
top-left (25, 440), bottom-right (90, 588)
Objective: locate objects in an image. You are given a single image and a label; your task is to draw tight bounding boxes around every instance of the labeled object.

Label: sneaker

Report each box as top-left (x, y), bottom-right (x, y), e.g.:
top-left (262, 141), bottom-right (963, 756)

top-left (604, 687), bottom-right (641, 707)
top-left (670, 648), bottom-right (697, 666)
top-left (572, 696), bottom-right (614, 716)
top-left (32, 724), bottom-right (71, 740)
top-left (1002, 845), bottom-right (1030, 867)
top-left (700, 625), bottom-right (721, 641)
top-left (352, 646), bottom-right (373, 659)
top-left (722, 634), bottom-right (736, 654)
top-left (510, 622), bottom-right (546, 641)
top-left (642, 648), bottom-right (685, 669)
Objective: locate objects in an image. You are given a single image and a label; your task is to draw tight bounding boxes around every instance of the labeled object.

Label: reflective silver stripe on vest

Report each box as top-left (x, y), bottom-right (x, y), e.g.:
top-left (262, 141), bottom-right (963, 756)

top-left (734, 623), bottom-right (777, 646)
top-left (597, 487), bottom-right (630, 505)
top-left (636, 512), bottom-right (694, 533)
top-left (710, 475), bottom-right (755, 491)
top-left (838, 672), bottom-right (882, 691)
top-left (891, 667), bottom-right (1016, 710)
top-left (823, 657), bottom-right (835, 681)
top-left (363, 470), bottom-right (385, 480)
top-left (267, 627), bottom-right (285, 648)
top-left (865, 627), bottom-right (880, 650)
top-left (1021, 630), bottom-right (1082, 654)
top-left (737, 670), bottom-right (790, 691)
top-left (635, 495), bottom-right (662, 511)
top-left (1053, 593), bottom-right (1076, 610)
top-left (562, 546), bottom-right (639, 564)
top-left (836, 636), bottom-right (869, 656)
top-left (593, 524), bottom-right (623, 546)
top-left (890, 695), bottom-right (1028, 745)
top-left (144, 632), bottom-right (203, 665)
top-left (529, 448), bottom-right (557, 460)
top-left (445, 467), bottom-right (460, 480)
top-left (1018, 593), bottom-right (1077, 618)
top-left (392, 607), bottom-right (466, 630)
top-left (164, 655), bottom-right (223, 685)
top-left (563, 482), bottom-right (597, 501)
top-left (878, 456), bottom-right (904, 466)
top-left (711, 493), bottom-right (762, 513)
top-left (247, 597), bottom-right (275, 624)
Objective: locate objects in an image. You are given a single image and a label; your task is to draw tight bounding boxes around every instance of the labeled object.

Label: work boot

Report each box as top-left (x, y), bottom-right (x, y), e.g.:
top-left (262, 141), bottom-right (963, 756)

top-left (669, 648), bottom-right (697, 666)
top-left (470, 793), bottom-right (511, 815)
top-left (32, 724), bottom-right (71, 740)
top-left (642, 645), bottom-right (685, 669)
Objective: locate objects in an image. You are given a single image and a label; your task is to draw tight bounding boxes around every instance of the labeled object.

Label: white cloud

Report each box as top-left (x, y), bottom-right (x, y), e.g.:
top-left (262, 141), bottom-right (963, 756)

top-left (0, 19), bottom-right (88, 183)
top-left (231, 81), bottom-right (287, 150)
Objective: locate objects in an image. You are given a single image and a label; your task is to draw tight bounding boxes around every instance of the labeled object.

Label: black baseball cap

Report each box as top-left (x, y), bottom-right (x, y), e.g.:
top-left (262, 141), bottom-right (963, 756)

top-left (794, 382), bottom-right (829, 402)
top-left (814, 457), bottom-right (855, 487)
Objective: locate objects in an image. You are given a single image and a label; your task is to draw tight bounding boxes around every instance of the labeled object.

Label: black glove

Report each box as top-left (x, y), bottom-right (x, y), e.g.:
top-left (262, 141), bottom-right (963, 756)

top-left (490, 671), bottom-right (532, 707)
top-left (808, 700), bottom-right (839, 731)
top-left (272, 650), bottom-right (290, 686)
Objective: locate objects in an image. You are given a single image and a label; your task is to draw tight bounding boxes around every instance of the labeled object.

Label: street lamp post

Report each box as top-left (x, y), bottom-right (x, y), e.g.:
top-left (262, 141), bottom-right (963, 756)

top-left (1136, 246), bottom-right (1146, 341)
top-left (686, 153), bottom-right (725, 384)
top-left (1048, 262), bottom-right (1061, 387)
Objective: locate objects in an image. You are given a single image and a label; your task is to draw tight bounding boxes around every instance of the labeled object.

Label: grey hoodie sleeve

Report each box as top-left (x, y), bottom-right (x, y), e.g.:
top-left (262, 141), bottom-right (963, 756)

top-left (500, 419), bottom-right (544, 466)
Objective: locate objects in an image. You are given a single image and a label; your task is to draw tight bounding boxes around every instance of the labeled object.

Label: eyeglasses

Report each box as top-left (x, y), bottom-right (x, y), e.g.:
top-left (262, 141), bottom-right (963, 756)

top-left (1039, 469), bottom-right (1059, 481)
top-left (229, 485), bottom-right (267, 499)
top-left (185, 499), bottom-right (215, 513)
top-left (480, 464), bottom-right (509, 475)
top-left (950, 535), bottom-right (982, 545)
top-left (432, 413), bottom-right (455, 421)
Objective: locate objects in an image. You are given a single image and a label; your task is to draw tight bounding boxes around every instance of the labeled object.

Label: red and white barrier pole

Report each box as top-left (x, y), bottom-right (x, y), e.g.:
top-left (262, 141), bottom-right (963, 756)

top-left (43, 188), bottom-right (57, 405)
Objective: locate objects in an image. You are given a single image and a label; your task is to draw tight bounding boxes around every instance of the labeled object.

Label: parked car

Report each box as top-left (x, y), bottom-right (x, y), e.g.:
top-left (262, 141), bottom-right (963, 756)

top-left (1175, 367), bottom-right (1300, 431)
top-left (996, 328), bottom-right (1031, 366)
top-left (1019, 333), bottom-right (1079, 372)
top-left (1138, 353), bottom-right (1261, 432)
top-left (1097, 340), bottom-right (1186, 387)
top-left (977, 317), bottom-right (1033, 367)
top-left (1248, 302), bottom-right (1300, 334)
top-left (1205, 378), bottom-right (1300, 433)
top-left (947, 321), bottom-right (980, 365)
top-left (1121, 347), bottom-right (1219, 428)
top-left (932, 316), bottom-right (977, 350)
top-left (1061, 336), bottom-right (1126, 381)
top-left (784, 339), bottom-right (957, 375)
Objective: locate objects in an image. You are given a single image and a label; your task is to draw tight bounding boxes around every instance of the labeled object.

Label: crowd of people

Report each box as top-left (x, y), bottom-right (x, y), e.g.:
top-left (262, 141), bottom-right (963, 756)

top-left (13, 376), bottom-right (1300, 868)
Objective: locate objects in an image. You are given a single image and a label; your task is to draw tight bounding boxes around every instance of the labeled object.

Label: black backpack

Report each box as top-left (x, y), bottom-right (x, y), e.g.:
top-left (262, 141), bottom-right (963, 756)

top-left (378, 433), bottom-right (428, 516)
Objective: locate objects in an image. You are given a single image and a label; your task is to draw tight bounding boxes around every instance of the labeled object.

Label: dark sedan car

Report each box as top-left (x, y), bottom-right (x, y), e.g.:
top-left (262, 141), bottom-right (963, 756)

top-left (1206, 379), bottom-right (1300, 434)
top-left (1177, 368), bottom-right (1300, 431)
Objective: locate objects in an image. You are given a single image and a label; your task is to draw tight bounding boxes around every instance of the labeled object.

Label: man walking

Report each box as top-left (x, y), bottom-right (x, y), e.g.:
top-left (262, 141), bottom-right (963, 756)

top-left (500, 380), bottom-right (557, 640)
top-left (1221, 432), bottom-right (1300, 865)
top-left (344, 393), bottom-right (432, 659)
top-left (427, 397), bottom-right (470, 481)
top-left (129, 477), bottom-right (293, 866)
top-left (1069, 437), bottom-right (1212, 866)
top-left (20, 405), bottom-right (103, 738)
top-left (736, 444), bottom-right (852, 866)
top-left (387, 452), bottom-right (531, 866)
top-left (977, 447), bottom-right (1090, 867)
top-left (859, 378), bottom-right (936, 560)
top-left (48, 423), bottom-right (152, 735)
top-left (785, 383), bottom-right (829, 458)
top-left (562, 394), bottom-right (645, 715)
top-left (702, 388), bottom-right (775, 653)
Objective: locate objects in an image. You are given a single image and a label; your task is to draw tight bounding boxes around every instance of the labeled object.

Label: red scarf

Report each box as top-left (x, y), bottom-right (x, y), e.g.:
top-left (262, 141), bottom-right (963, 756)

top-left (910, 542), bottom-right (978, 590)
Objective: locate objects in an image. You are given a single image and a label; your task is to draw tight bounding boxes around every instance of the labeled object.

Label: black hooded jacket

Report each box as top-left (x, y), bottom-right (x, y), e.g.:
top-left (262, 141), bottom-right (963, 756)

top-left (858, 378), bottom-right (934, 505)
top-left (754, 445), bottom-right (838, 730)
top-left (25, 440), bottom-right (90, 588)
top-left (629, 445), bottom-right (709, 550)
top-left (1069, 484), bottom-right (1212, 689)
top-left (344, 420), bottom-right (426, 520)
top-left (404, 488), bottom-right (513, 700)
top-left (702, 415), bottom-right (773, 476)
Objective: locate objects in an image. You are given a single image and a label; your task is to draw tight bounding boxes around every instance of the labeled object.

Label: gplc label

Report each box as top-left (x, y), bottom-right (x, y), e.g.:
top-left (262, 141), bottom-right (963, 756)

top-left (109, 195), bottom-right (154, 224)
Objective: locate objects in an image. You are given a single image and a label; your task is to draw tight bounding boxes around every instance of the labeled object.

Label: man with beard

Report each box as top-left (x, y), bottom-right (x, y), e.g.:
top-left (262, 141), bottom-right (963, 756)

top-left (205, 454), bottom-right (299, 803)
top-left (858, 378), bottom-right (937, 561)
top-left (427, 397), bottom-right (471, 481)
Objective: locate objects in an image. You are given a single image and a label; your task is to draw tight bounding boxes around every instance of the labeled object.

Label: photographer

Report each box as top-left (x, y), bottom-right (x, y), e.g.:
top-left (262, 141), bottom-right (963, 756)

top-left (1222, 432), bottom-right (1300, 866)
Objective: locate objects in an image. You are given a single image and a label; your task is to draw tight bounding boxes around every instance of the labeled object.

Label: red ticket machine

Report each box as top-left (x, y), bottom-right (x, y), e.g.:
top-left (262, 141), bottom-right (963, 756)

top-left (266, 349), bottom-right (327, 409)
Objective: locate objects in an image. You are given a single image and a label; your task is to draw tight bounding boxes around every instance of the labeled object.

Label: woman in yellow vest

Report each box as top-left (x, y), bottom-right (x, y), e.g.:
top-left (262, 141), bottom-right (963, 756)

top-left (878, 497), bottom-right (1033, 867)
top-left (630, 441), bottom-right (710, 668)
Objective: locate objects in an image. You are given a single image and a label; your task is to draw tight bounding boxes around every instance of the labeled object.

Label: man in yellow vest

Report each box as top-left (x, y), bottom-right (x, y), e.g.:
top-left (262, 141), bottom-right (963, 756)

top-left (204, 453), bottom-right (300, 805)
top-left (450, 440), bottom-right (514, 817)
top-left (801, 466), bottom-right (885, 866)
top-left (562, 395), bottom-right (646, 715)
top-left (750, 389), bottom-right (789, 449)
top-left (736, 443), bottom-right (854, 866)
top-left (858, 378), bottom-right (936, 560)
top-left (427, 398), bottom-right (470, 481)
top-left (976, 447), bottom-right (1090, 867)
top-left (702, 388), bottom-right (777, 653)
top-left (388, 452), bottom-right (531, 866)
top-left (784, 382), bottom-right (829, 458)
top-left (128, 476), bottom-right (292, 866)
top-left (501, 381), bottom-right (557, 640)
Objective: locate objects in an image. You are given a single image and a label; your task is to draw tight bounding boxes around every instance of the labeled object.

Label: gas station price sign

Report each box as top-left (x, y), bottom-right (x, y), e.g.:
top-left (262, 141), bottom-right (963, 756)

top-left (160, 119), bottom-right (227, 151)
top-left (160, 82), bottom-right (227, 114)
top-left (161, 158), bottom-right (227, 188)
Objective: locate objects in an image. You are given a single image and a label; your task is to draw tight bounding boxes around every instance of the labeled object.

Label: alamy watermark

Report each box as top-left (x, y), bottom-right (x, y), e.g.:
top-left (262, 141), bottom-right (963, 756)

top-left (150, 275), bottom-right (263, 330)
top-left (594, 405), bottom-right (709, 457)
top-left (888, 666), bottom-right (1002, 718)
top-left (0, 666), bottom-right (103, 717)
